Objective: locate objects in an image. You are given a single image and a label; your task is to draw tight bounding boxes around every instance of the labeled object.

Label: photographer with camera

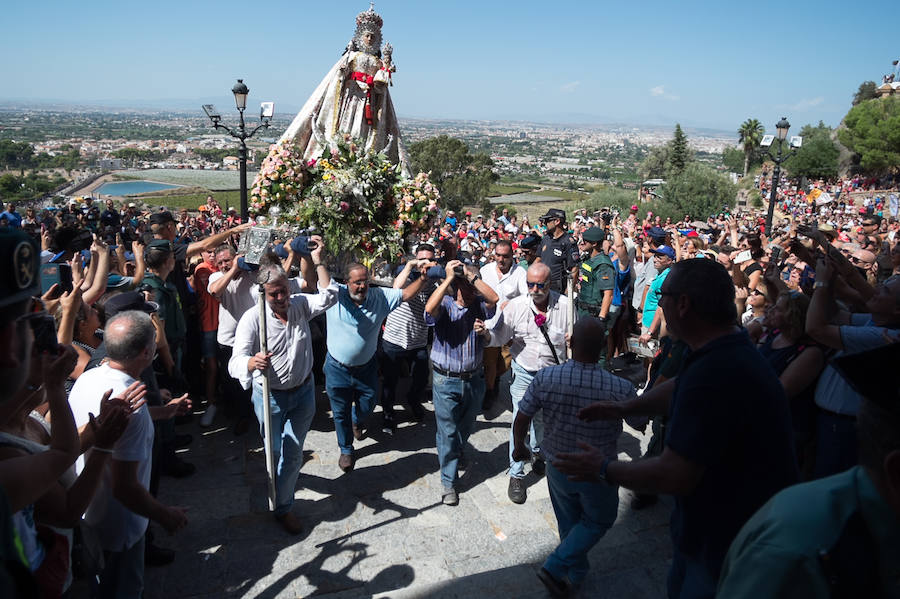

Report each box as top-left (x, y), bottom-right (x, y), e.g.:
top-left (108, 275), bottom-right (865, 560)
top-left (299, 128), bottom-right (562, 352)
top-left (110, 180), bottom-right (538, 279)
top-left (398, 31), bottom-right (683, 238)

top-left (425, 258), bottom-right (498, 505)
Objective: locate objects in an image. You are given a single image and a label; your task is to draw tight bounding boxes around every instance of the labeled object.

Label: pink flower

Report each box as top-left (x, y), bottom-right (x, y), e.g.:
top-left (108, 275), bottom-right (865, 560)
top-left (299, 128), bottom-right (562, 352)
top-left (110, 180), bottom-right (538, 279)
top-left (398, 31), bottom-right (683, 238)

top-left (534, 313), bottom-right (547, 328)
top-left (307, 159), bottom-right (317, 167)
top-left (339, 201), bottom-right (350, 212)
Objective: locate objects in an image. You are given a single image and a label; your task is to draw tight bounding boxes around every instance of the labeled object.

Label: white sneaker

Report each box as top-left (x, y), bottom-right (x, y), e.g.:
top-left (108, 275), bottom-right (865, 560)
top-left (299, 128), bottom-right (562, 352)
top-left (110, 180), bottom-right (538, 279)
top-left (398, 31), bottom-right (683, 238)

top-left (200, 404), bottom-right (217, 427)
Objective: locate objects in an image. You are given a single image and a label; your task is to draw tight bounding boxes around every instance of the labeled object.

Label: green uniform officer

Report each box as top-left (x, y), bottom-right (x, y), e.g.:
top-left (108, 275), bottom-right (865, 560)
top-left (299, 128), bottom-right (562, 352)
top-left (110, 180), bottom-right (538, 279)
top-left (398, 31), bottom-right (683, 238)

top-left (576, 227), bottom-right (615, 325)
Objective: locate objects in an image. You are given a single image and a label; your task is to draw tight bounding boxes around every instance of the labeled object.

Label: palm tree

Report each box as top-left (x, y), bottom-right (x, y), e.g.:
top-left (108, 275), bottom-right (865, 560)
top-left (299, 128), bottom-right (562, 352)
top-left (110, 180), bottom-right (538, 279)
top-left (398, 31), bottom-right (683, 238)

top-left (738, 118), bottom-right (764, 178)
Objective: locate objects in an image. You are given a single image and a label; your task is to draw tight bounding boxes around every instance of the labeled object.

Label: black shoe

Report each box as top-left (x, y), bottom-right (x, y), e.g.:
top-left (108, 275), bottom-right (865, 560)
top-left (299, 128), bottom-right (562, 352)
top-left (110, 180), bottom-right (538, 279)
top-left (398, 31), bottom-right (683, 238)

top-left (232, 416), bottom-right (251, 436)
top-left (381, 414), bottom-right (395, 435)
top-left (508, 478), bottom-right (527, 504)
top-left (174, 433), bottom-right (193, 449)
top-left (537, 567), bottom-right (571, 598)
top-left (145, 542), bottom-right (175, 567)
top-left (631, 493), bottom-right (659, 510)
top-left (408, 402), bottom-right (425, 421)
top-left (352, 422), bottom-right (365, 441)
top-left (162, 457), bottom-right (196, 478)
top-left (531, 455), bottom-right (546, 477)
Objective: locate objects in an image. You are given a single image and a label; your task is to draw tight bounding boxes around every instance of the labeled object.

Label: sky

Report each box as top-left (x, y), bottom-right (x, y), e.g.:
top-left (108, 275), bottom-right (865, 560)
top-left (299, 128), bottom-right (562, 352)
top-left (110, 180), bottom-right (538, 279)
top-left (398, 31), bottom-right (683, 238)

top-left (3, 0), bottom-right (897, 134)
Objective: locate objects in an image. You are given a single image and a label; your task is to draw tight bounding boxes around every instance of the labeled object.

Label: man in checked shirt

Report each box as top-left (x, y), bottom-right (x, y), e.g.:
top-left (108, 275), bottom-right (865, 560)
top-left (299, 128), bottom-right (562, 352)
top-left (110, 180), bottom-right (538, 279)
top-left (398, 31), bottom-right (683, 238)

top-left (512, 317), bottom-right (647, 597)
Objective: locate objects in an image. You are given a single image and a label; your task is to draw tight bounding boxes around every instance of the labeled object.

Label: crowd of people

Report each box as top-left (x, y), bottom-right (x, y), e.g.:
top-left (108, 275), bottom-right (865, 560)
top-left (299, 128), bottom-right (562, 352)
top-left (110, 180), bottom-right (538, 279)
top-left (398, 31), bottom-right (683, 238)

top-left (0, 178), bottom-right (897, 597)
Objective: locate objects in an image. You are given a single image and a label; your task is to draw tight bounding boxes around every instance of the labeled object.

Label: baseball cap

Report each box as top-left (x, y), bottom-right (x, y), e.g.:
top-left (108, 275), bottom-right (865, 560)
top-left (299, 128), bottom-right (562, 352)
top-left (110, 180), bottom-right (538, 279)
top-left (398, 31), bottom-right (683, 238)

top-left (582, 227), bottom-right (605, 243)
top-left (104, 291), bottom-right (159, 317)
top-left (149, 211), bottom-right (175, 226)
top-left (648, 226), bottom-right (667, 241)
top-left (0, 229), bottom-right (40, 318)
top-left (539, 208), bottom-right (566, 222)
top-left (651, 245), bottom-right (676, 259)
top-left (519, 234), bottom-right (541, 250)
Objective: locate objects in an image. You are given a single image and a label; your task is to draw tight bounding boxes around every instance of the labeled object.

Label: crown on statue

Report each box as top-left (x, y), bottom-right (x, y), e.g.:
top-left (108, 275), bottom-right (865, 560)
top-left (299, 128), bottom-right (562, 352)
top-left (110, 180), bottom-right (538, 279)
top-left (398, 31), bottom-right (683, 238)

top-left (356, 2), bottom-right (383, 33)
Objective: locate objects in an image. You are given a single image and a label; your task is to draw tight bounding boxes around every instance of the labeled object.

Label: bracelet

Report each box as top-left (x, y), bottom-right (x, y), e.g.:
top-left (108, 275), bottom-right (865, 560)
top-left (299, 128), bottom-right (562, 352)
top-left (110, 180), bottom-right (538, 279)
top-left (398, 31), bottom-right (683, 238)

top-left (313, 263), bottom-right (325, 268)
top-left (92, 446), bottom-right (114, 454)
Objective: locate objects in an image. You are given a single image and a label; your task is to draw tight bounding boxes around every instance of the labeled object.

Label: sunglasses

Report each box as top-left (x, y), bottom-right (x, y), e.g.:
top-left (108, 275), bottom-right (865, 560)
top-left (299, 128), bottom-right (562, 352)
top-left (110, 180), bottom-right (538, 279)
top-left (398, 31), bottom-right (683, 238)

top-left (527, 281), bottom-right (547, 290)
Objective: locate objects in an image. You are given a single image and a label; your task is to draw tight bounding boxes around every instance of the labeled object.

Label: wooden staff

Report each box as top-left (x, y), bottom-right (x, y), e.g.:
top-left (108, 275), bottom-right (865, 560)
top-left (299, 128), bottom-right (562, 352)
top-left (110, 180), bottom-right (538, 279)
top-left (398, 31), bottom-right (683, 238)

top-left (257, 277), bottom-right (276, 511)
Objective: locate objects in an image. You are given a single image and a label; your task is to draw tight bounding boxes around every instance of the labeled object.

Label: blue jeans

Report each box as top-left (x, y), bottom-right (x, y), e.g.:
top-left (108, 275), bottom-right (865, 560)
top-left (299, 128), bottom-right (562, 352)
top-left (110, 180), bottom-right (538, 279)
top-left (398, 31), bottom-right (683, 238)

top-left (666, 549), bottom-right (718, 599)
top-left (379, 339), bottom-right (429, 417)
top-left (251, 376), bottom-right (316, 516)
top-left (544, 461), bottom-right (618, 586)
top-left (433, 369), bottom-right (484, 488)
top-left (95, 536), bottom-right (145, 599)
top-left (324, 353), bottom-right (379, 454)
top-left (509, 361), bottom-right (543, 478)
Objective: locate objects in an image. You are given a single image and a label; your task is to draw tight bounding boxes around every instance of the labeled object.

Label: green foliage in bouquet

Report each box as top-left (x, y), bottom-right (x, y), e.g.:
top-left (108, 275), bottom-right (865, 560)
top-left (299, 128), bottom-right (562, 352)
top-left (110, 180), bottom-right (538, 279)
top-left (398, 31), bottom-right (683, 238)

top-left (251, 136), bottom-right (439, 260)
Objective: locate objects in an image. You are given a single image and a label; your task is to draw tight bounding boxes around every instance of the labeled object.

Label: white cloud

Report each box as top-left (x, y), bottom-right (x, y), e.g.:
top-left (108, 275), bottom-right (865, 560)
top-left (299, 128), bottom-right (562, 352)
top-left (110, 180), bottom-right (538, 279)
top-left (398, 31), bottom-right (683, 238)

top-left (789, 97), bottom-right (824, 111)
top-left (561, 81), bottom-right (581, 93)
top-left (650, 85), bottom-right (679, 101)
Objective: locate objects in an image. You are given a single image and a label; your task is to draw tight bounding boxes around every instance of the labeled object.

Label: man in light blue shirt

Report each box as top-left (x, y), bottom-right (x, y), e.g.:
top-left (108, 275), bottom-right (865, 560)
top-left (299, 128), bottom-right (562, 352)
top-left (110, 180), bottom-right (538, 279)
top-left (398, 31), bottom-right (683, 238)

top-left (326, 262), bottom-right (429, 472)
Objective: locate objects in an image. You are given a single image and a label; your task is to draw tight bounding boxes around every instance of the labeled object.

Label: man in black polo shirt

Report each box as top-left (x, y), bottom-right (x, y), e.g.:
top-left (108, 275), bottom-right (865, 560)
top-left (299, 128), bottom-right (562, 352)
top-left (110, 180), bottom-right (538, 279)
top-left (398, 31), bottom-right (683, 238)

top-left (555, 259), bottom-right (798, 599)
top-left (536, 208), bottom-right (579, 293)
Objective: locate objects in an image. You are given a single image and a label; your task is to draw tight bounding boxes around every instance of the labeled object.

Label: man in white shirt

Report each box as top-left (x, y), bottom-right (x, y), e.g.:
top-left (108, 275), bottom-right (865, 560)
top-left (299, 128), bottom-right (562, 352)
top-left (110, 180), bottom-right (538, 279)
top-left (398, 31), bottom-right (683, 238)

top-left (480, 240), bottom-right (528, 409)
top-left (229, 250), bottom-right (338, 534)
top-left (70, 311), bottom-right (188, 598)
top-left (489, 262), bottom-right (571, 505)
top-left (208, 244), bottom-right (308, 435)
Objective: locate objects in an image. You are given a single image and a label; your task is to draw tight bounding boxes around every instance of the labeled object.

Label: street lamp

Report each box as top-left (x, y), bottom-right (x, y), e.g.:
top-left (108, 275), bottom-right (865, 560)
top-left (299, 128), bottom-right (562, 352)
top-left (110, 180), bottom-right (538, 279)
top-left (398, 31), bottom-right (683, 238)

top-left (202, 79), bottom-right (274, 221)
top-left (761, 117), bottom-right (800, 235)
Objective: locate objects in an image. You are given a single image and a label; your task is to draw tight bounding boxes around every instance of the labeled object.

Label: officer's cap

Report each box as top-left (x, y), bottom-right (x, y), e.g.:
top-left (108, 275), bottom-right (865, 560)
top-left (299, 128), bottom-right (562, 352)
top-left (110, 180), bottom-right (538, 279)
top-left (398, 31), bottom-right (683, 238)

top-left (582, 227), bottom-right (605, 243)
top-left (0, 229), bottom-right (40, 318)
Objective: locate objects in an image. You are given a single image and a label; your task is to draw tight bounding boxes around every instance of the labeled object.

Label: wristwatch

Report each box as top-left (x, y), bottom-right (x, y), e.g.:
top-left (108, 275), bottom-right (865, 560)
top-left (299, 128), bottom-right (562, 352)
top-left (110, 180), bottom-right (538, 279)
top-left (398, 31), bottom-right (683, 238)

top-left (469, 273), bottom-right (482, 284)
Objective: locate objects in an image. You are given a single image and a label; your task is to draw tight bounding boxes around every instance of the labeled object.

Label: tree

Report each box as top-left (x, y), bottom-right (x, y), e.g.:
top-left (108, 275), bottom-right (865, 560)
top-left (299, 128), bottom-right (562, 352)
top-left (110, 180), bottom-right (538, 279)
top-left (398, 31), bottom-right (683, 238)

top-left (668, 124), bottom-right (690, 175)
top-left (783, 121), bottom-right (839, 180)
top-left (737, 118), bottom-right (764, 177)
top-left (838, 96), bottom-right (900, 174)
top-left (654, 163), bottom-right (737, 221)
top-left (409, 135), bottom-right (497, 212)
top-left (852, 81), bottom-right (878, 106)
top-left (638, 145), bottom-right (670, 180)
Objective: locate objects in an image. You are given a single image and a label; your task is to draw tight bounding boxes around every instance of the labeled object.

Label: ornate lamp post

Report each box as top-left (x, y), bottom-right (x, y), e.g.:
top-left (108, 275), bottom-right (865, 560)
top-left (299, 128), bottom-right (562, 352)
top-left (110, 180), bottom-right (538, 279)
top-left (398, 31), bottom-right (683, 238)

top-left (763, 117), bottom-right (798, 235)
top-left (202, 80), bottom-right (274, 222)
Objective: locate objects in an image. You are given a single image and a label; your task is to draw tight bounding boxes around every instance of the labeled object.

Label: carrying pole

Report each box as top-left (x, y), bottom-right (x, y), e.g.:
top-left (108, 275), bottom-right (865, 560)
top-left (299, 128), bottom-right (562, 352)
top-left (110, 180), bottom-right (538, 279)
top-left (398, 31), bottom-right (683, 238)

top-left (257, 280), bottom-right (277, 511)
top-left (566, 273), bottom-right (575, 359)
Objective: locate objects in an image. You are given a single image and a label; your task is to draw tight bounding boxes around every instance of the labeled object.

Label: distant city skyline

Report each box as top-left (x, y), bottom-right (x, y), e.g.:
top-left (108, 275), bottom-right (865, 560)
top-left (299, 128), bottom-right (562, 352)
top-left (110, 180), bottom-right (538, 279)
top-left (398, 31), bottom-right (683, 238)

top-left (4, 0), bottom-right (895, 135)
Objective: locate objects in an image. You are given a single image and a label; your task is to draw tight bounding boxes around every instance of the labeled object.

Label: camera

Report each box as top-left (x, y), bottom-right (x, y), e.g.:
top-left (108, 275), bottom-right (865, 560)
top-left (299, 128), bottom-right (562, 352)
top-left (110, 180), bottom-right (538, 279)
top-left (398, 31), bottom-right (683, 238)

top-left (30, 313), bottom-right (59, 353)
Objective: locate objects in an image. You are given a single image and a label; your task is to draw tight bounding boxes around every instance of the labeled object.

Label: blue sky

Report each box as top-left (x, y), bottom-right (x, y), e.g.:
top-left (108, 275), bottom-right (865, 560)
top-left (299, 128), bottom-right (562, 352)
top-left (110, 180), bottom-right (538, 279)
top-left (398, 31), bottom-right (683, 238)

top-left (4, 0), bottom-right (896, 133)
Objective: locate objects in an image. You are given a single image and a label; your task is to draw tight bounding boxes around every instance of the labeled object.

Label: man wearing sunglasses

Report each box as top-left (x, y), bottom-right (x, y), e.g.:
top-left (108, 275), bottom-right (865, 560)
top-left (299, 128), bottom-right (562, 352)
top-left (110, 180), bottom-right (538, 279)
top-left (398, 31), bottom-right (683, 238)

top-left (536, 209), bottom-right (580, 294)
top-left (489, 262), bottom-right (571, 505)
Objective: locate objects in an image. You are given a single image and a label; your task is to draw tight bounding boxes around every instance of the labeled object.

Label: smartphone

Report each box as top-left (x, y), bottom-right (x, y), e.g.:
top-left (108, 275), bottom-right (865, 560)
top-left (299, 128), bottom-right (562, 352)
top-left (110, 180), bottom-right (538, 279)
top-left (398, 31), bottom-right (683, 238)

top-left (735, 250), bottom-right (752, 264)
top-left (40, 263), bottom-right (73, 295)
top-left (30, 314), bottom-right (59, 352)
top-left (770, 246), bottom-right (783, 264)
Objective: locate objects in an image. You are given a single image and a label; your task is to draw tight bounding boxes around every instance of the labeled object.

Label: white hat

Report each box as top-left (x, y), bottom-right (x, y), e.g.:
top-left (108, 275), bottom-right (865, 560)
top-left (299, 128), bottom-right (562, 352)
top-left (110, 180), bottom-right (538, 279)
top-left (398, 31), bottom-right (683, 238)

top-left (128, 202), bottom-right (136, 208)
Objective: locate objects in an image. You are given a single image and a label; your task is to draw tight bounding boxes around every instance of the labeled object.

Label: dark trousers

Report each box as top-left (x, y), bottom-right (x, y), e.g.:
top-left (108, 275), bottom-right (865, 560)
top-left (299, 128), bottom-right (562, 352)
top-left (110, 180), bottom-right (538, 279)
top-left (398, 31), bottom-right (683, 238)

top-left (379, 339), bottom-right (429, 418)
top-left (217, 343), bottom-right (253, 419)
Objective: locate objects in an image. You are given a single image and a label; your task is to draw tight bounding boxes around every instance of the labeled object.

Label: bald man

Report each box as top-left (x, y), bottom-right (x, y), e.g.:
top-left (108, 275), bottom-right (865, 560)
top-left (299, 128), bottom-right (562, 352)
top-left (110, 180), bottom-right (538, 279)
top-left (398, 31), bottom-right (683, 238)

top-left (512, 317), bottom-right (645, 595)
top-left (489, 262), bottom-right (572, 504)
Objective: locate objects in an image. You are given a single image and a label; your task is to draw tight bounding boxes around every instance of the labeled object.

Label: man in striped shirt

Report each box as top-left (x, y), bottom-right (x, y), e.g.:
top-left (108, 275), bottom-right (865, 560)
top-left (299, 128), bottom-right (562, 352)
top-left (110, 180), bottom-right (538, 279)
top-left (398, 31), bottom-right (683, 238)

top-left (379, 244), bottom-right (437, 432)
top-left (513, 317), bottom-right (645, 596)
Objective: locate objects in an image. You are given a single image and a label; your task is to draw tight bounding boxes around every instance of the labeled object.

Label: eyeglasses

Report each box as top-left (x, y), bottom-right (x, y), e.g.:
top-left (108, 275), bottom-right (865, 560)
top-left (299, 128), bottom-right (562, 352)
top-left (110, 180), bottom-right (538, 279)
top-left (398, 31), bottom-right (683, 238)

top-left (527, 281), bottom-right (547, 290)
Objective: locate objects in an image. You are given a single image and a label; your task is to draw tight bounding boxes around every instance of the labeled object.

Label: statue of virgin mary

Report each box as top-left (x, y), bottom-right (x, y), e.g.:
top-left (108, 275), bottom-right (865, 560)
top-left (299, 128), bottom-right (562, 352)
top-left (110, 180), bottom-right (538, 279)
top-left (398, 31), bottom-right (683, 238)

top-left (279, 3), bottom-right (410, 172)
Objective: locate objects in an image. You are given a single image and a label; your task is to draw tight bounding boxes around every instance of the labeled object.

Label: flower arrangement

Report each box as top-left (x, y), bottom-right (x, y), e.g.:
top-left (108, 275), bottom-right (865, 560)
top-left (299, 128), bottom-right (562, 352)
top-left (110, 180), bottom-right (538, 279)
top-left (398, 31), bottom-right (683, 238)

top-left (250, 136), bottom-right (438, 260)
top-left (534, 313), bottom-right (547, 328)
